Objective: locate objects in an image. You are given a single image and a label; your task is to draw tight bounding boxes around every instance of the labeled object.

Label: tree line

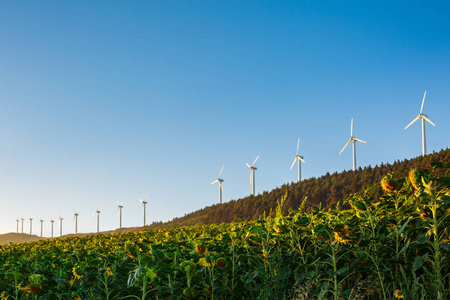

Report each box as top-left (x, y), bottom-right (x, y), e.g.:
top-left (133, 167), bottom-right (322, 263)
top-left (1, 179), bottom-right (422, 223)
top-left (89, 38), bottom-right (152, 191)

top-left (149, 148), bottom-right (450, 229)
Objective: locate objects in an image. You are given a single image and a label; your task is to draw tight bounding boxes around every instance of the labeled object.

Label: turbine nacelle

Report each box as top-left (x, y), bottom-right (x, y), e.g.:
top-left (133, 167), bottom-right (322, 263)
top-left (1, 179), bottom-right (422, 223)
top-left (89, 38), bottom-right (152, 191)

top-left (139, 194), bottom-right (149, 205)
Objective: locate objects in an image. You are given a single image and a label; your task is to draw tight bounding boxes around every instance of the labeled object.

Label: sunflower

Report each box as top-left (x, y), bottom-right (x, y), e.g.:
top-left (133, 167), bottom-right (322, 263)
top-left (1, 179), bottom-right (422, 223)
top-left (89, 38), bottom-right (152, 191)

top-left (394, 289), bottom-right (404, 299)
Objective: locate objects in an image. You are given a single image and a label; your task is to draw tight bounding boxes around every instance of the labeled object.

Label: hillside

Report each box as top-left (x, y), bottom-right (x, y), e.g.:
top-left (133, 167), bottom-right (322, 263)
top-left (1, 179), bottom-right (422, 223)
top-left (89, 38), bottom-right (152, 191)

top-left (149, 148), bottom-right (450, 229)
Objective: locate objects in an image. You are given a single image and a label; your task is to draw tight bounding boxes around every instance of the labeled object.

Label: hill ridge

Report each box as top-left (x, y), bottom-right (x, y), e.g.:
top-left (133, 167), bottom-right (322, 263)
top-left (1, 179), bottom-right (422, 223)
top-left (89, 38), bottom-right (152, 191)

top-left (148, 148), bottom-right (450, 229)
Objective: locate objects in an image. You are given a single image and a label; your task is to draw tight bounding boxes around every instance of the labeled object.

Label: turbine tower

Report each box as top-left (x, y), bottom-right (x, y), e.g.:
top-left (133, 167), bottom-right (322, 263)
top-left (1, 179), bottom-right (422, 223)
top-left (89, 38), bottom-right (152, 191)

top-left (59, 216), bottom-right (63, 237)
top-left (16, 219), bottom-right (19, 233)
top-left (21, 218), bottom-right (24, 234)
top-left (290, 138), bottom-right (305, 183)
top-left (93, 210), bottom-right (101, 233)
top-left (29, 218), bottom-right (33, 235)
top-left (117, 201), bottom-right (124, 228)
top-left (139, 194), bottom-right (149, 226)
top-left (40, 220), bottom-right (44, 237)
top-left (211, 164), bottom-right (224, 204)
top-left (246, 155), bottom-right (260, 196)
top-left (73, 212), bottom-right (79, 234)
top-left (405, 91), bottom-right (436, 157)
top-left (339, 118), bottom-right (367, 171)
top-left (51, 220), bottom-right (54, 238)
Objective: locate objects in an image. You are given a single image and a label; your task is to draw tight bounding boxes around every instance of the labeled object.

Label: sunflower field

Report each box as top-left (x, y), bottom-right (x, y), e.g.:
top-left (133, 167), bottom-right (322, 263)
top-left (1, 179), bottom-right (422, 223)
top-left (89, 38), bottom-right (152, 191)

top-left (1, 162), bottom-right (450, 299)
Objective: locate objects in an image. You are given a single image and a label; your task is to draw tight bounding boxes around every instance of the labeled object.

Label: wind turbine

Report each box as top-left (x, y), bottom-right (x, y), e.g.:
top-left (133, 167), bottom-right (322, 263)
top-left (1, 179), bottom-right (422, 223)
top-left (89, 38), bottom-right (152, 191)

top-left (16, 219), bottom-right (19, 233)
top-left (405, 91), bottom-right (436, 157)
top-left (29, 218), bottom-right (33, 235)
top-left (51, 220), bottom-right (54, 238)
top-left (117, 201), bottom-right (124, 228)
top-left (290, 138), bottom-right (305, 183)
top-left (73, 211), bottom-right (79, 234)
top-left (59, 216), bottom-right (63, 237)
top-left (139, 194), bottom-right (149, 226)
top-left (246, 155), bottom-right (260, 196)
top-left (21, 218), bottom-right (24, 234)
top-left (93, 210), bottom-right (101, 233)
top-left (211, 164), bottom-right (224, 204)
top-left (40, 220), bottom-right (44, 237)
top-left (339, 118), bottom-right (367, 171)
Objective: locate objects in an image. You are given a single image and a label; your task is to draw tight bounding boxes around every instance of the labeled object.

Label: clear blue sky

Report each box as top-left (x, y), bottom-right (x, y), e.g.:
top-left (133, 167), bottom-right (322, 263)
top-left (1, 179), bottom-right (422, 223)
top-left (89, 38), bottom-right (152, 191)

top-left (0, 1), bottom-right (449, 236)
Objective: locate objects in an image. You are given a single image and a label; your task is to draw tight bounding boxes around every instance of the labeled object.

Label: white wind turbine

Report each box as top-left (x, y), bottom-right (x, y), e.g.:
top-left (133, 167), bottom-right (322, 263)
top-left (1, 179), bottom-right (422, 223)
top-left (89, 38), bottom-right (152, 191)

top-left (40, 219), bottom-right (44, 237)
top-left (93, 210), bottom-right (101, 233)
top-left (21, 218), bottom-right (24, 234)
top-left (59, 216), bottom-right (63, 237)
top-left (139, 194), bottom-right (149, 226)
top-left (117, 201), bottom-right (124, 228)
top-left (246, 155), bottom-right (260, 196)
top-left (29, 218), bottom-right (33, 235)
top-left (73, 211), bottom-right (79, 234)
top-left (51, 220), bottom-right (55, 238)
top-left (339, 118), bottom-right (367, 171)
top-left (211, 164), bottom-right (224, 204)
top-left (290, 138), bottom-right (305, 183)
top-left (16, 219), bottom-right (19, 233)
top-left (405, 91), bottom-right (436, 157)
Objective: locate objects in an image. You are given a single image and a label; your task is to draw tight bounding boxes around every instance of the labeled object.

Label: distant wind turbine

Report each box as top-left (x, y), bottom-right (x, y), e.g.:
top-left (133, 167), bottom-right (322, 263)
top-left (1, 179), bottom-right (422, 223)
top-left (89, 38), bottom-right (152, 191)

top-left (211, 164), bottom-right (224, 204)
top-left (29, 218), bottom-right (33, 235)
top-left (21, 218), bottom-right (24, 234)
top-left (74, 211), bottom-right (79, 234)
top-left (139, 194), bottom-right (149, 226)
top-left (51, 220), bottom-right (55, 238)
top-left (117, 201), bottom-right (124, 228)
top-left (405, 91), bottom-right (436, 157)
top-left (290, 138), bottom-right (305, 183)
top-left (40, 220), bottom-right (44, 237)
top-left (339, 118), bottom-right (367, 171)
top-left (16, 219), bottom-right (19, 233)
top-left (59, 216), bottom-right (63, 237)
top-left (93, 210), bottom-right (101, 233)
top-left (246, 155), bottom-right (260, 196)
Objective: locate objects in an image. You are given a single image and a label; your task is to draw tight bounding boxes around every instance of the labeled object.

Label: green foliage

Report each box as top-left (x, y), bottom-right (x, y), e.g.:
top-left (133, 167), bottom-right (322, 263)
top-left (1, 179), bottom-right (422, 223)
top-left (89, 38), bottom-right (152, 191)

top-left (1, 161), bottom-right (450, 299)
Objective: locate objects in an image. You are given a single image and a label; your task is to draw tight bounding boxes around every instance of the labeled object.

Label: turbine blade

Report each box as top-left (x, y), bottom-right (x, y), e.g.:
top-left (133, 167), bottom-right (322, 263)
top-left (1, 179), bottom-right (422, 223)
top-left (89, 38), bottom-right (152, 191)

top-left (420, 91), bottom-right (426, 114)
top-left (219, 181), bottom-right (223, 190)
top-left (219, 164), bottom-right (224, 178)
top-left (296, 138), bottom-right (300, 156)
top-left (339, 139), bottom-right (351, 155)
top-left (354, 138), bottom-right (367, 144)
top-left (405, 115), bottom-right (420, 129)
top-left (290, 158), bottom-right (297, 170)
top-left (246, 163), bottom-right (251, 168)
top-left (300, 157), bottom-right (306, 163)
top-left (139, 199), bottom-right (143, 203)
top-left (423, 115), bottom-right (436, 126)
top-left (351, 118), bottom-right (353, 137)
top-left (252, 155), bottom-right (260, 167)
top-left (144, 193), bottom-right (149, 201)
top-left (211, 179), bottom-right (218, 185)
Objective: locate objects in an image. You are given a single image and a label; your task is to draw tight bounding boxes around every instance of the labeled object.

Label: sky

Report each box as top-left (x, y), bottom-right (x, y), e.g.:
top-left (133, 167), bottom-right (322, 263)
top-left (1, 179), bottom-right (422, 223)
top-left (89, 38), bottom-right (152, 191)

top-left (0, 1), bottom-right (449, 236)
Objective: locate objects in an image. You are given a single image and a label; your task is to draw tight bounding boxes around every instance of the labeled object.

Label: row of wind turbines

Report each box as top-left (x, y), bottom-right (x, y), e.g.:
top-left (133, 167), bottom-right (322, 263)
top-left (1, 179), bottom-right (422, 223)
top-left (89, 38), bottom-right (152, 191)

top-left (211, 91), bottom-right (436, 204)
top-left (13, 92), bottom-right (436, 235)
top-left (16, 194), bottom-right (151, 237)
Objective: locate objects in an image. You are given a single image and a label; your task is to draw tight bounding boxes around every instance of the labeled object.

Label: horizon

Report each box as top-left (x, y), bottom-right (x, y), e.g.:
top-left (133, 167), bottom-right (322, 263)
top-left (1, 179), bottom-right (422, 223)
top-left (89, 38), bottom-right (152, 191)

top-left (1, 1), bottom-right (449, 236)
